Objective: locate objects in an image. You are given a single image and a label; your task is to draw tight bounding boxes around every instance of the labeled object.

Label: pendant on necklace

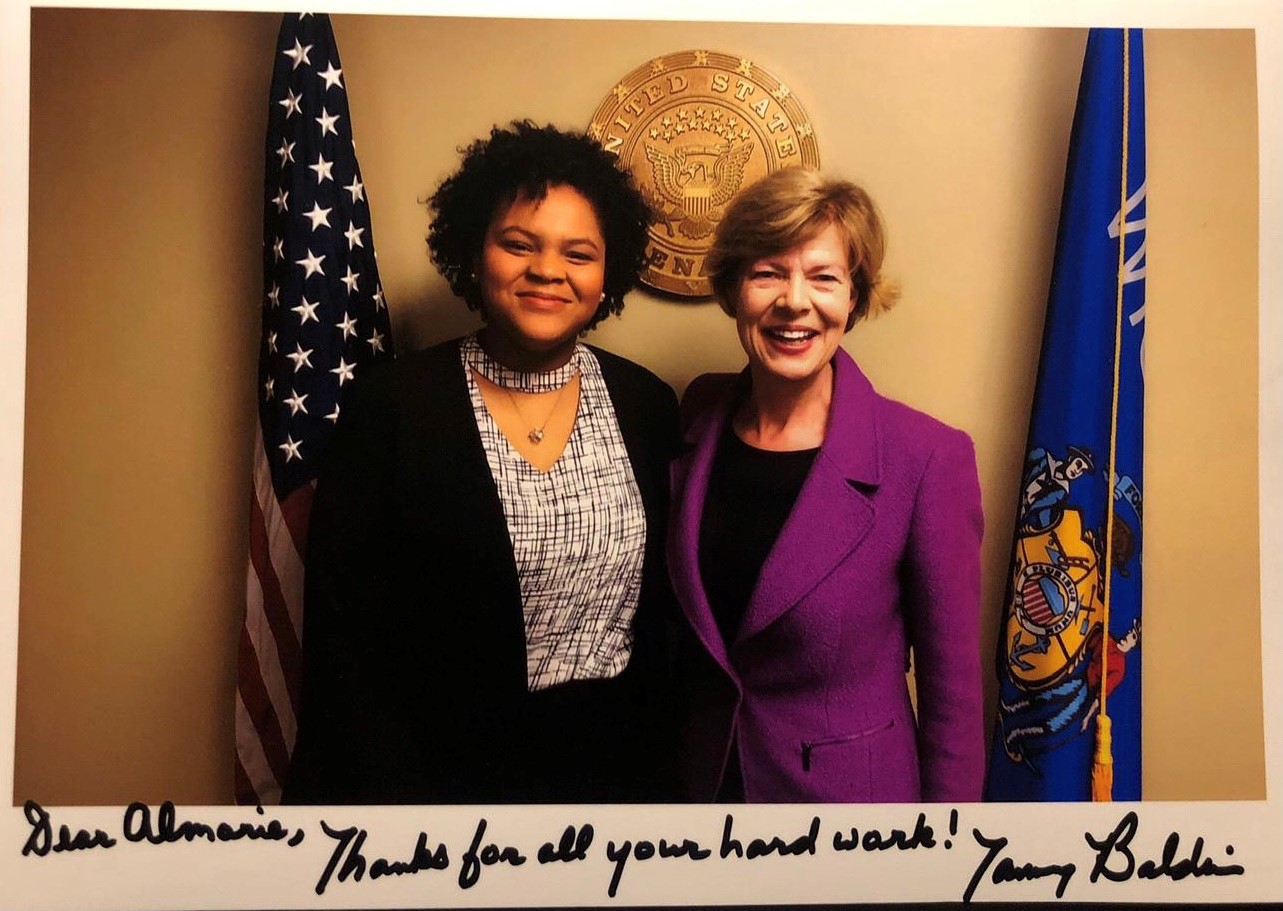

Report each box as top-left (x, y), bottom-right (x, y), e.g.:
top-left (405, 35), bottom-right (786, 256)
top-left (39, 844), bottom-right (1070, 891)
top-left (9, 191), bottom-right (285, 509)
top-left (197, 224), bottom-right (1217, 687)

top-left (528, 429), bottom-right (545, 444)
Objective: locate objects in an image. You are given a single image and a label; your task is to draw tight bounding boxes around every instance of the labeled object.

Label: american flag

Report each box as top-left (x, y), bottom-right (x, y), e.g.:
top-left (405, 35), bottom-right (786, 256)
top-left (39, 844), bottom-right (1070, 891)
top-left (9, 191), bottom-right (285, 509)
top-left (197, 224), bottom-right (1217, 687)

top-left (236, 12), bottom-right (394, 805)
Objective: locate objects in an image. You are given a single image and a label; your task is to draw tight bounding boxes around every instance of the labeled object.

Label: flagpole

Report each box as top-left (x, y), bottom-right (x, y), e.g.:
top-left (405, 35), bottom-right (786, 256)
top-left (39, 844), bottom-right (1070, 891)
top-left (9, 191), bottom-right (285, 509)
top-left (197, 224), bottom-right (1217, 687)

top-left (1092, 26), bottom-right (1132, 804)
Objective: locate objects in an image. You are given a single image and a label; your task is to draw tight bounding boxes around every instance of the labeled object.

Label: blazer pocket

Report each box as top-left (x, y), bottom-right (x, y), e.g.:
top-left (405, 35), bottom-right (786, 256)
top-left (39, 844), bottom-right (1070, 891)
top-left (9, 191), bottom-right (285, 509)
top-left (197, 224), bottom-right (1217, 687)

top-left (800, 718), bottom-right (895, 772)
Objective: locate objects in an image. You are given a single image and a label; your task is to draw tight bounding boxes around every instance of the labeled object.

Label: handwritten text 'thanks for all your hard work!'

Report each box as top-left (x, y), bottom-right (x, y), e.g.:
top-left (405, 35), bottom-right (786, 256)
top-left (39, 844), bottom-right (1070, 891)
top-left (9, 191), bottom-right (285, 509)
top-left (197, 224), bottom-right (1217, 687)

top-left (19, 801), bottom-right (1244, 902)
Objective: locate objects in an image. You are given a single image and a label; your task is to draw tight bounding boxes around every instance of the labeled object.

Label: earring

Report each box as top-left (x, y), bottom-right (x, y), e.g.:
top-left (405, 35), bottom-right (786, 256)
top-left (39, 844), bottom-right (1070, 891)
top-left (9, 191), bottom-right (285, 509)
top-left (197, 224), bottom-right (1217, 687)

top-left (600, 292), bottom-right (607, 302)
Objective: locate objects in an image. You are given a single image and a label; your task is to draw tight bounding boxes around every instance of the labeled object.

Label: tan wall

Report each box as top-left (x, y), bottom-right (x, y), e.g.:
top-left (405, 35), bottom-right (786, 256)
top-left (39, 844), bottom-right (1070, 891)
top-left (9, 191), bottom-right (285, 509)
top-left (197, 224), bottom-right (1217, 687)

top-left (16, 10), bottom-right (1261, 804)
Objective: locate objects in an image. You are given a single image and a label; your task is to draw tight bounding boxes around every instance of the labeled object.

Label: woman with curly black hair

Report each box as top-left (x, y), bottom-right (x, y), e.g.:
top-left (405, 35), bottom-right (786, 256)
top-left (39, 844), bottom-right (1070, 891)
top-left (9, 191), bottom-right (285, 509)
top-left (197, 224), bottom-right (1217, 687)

top-left (284, 122), bottom-right (680, 804)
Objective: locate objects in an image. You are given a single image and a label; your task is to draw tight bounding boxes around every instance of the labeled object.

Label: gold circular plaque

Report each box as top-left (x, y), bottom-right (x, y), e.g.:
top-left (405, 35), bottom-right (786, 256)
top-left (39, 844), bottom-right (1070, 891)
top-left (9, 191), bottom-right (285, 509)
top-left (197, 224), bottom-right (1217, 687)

top-left (589, 50), bottom-right (821, 298)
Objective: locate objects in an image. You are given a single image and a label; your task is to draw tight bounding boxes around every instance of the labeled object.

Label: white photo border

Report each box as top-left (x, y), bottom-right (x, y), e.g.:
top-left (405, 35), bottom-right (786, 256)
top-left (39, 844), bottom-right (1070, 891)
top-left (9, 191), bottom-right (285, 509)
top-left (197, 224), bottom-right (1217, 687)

top-left (1, 0), bottom-right (1279, 908)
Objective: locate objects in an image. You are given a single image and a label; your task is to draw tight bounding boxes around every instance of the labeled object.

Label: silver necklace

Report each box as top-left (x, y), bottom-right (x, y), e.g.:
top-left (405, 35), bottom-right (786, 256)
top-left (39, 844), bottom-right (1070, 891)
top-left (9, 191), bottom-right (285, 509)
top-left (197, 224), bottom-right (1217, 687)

top-left (464, 336), bottom-right (582, 445)
top-left (499, 371), bottom-right (579, 444)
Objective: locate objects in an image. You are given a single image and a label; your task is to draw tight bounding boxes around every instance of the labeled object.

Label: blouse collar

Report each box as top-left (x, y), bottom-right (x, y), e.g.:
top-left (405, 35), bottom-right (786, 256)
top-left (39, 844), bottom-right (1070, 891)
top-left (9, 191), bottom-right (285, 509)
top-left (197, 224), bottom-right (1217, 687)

top-left (462, 333), bottom-right (583, 393)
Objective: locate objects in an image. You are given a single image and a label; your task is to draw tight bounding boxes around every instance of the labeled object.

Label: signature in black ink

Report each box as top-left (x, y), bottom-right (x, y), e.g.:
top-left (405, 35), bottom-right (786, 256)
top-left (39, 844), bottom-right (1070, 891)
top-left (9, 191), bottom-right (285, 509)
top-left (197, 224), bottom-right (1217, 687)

top-left (21, 801), bottom-right (117, 857)
top-left (1087, 811), bottom-right (1244, 883)
top-left (963, 827), bottom-right (1076, 903)
top-left (314, 821), bottom-right (449, 896)
top-left (122, 801), bottom-right (304, 847)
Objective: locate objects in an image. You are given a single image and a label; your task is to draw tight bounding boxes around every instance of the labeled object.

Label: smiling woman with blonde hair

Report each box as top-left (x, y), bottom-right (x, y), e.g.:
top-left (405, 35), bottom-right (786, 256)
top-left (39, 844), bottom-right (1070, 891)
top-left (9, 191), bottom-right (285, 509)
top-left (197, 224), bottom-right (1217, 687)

top-left (669, 166), bottom-right (985, 803)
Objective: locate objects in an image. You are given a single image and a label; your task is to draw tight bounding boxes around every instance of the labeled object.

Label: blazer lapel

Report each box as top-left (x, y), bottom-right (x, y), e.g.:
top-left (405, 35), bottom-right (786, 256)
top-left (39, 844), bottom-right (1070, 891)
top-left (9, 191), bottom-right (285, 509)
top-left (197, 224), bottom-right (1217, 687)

top-left (424, 341), bottom-right (514, 525)
top-left (669, 379), bottom-right (738, 676)
top-left (594, 347), bottom-right (670, 527)
top-left (735, 349), bottom-right (883, 644)
top-left (393, 340), bottom-right (529, 692)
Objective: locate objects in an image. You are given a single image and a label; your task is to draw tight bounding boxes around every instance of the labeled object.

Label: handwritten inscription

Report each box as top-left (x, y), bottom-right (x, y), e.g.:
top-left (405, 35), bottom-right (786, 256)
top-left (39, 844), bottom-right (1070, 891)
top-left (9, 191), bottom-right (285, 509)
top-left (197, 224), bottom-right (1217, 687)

top-left (123, 801), bottom-right (303, 846)
top-left (964, 828), bottom-right (1075, 903)
top-left (315, 822), bottom-right (449, 895)
top-left (17, 802), bottom-right (1251, 902)
top-left (1086, 811), bottom-right (1244, 884)
top-left (720, 813), bottom-right (821, 860)
top-left (963, 811), bottom-right (1244, 902)
top-left (22, 801), bottom-right (116, 856)
top-left (538, 824), bottom-right (593, 864)
top-left (22, 800), bottom-right (304, 858)
top-left (457, 818), bottom-right (527, 890)
top-left (604, 832), bottom-right (711, 898)
top-left (833, 811), bottom-right (939, 853)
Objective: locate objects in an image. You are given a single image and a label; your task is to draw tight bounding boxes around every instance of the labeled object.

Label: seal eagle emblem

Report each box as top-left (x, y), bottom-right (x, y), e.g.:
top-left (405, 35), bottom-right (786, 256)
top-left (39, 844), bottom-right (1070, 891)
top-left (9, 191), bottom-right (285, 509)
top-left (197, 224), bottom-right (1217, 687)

top-left (588, 50), bottom-right (820, 297)
top-left (643, 141), bottom-right (754, 241)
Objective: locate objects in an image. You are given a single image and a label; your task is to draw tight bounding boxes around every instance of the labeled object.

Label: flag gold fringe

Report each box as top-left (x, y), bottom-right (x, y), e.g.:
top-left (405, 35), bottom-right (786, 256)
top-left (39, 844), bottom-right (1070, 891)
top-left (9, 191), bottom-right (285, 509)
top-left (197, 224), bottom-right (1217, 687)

top-left (1092, 713), bottom-right (1114, 801)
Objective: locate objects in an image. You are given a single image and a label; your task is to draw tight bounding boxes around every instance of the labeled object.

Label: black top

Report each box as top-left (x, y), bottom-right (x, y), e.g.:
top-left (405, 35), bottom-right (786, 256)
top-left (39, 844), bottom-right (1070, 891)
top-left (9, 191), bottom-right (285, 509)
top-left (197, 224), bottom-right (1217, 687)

top-left (282, 337), bottom-right (681, 805)
top-left (698, 421), bottom-right (819, 644)
top-left (697, 421), bottom-right (817, 803)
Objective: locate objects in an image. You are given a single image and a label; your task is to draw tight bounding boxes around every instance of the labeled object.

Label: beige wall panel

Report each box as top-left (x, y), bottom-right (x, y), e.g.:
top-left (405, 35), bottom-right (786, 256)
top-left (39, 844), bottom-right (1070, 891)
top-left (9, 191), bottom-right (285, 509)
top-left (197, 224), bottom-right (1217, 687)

top-left (1142, 29), bottom-right (1262, 799)
top-left (18, 11), bottom-right (1262, 804)
top-left (20, 9), bottom-right (278, 804)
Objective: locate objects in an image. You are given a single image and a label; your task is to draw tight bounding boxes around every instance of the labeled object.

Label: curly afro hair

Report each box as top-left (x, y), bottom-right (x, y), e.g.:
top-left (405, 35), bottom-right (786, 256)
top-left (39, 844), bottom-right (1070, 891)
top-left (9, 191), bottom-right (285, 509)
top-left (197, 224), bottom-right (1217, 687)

top-left (427, 121), bottom-right (652, 331)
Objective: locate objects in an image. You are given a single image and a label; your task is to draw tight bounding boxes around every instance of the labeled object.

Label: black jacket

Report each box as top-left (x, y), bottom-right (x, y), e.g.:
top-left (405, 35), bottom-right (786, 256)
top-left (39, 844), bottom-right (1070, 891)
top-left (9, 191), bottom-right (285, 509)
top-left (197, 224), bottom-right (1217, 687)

top-left (282, 338), bottom-right (680, 804)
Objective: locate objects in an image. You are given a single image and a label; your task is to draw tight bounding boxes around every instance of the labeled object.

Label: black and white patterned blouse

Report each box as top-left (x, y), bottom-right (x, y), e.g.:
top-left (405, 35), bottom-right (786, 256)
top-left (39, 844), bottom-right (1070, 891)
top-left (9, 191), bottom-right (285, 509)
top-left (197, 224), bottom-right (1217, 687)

top-left (461, 334), bottom-right (647, 692)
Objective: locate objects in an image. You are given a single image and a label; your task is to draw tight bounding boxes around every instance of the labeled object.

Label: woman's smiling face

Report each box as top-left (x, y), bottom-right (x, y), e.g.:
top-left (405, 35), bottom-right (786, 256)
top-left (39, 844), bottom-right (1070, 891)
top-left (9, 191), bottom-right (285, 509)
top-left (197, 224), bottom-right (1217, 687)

top-left (478, 184), bottom-right (606, 367)
top-left (733, 221), bottom-right (855, 386)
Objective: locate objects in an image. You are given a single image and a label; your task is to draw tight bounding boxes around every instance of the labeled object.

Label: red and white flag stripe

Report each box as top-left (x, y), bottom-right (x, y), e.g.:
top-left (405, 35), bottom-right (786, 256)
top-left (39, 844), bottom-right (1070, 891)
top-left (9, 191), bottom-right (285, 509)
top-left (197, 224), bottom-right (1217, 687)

top-left (236, 429), bottom-right (312, 804)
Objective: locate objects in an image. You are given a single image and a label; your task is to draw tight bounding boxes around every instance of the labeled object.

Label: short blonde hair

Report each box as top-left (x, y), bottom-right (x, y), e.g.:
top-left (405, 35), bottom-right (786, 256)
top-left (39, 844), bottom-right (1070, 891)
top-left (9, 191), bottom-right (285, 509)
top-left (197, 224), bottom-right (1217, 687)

top-left (707, 167), bottom-right (900, 330)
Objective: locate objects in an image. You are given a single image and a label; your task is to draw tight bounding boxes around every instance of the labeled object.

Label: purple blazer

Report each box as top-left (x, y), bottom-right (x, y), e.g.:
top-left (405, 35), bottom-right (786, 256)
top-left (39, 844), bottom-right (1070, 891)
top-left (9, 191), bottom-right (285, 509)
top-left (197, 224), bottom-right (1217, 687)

top-left (669, 348), bottom-right (985, 802)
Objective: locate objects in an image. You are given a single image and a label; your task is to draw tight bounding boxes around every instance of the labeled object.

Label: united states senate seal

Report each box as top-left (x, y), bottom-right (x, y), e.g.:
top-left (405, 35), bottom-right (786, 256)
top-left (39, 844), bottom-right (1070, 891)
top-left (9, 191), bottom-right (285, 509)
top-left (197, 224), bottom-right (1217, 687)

top-left (588, 50), bottom-right (820, 298)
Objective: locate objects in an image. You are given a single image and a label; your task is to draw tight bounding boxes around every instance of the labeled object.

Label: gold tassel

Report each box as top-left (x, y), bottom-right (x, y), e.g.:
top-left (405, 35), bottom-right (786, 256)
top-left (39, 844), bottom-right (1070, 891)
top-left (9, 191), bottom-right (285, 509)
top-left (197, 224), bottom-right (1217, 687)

top-left (1091, 712), bottom-right (1114, 801)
